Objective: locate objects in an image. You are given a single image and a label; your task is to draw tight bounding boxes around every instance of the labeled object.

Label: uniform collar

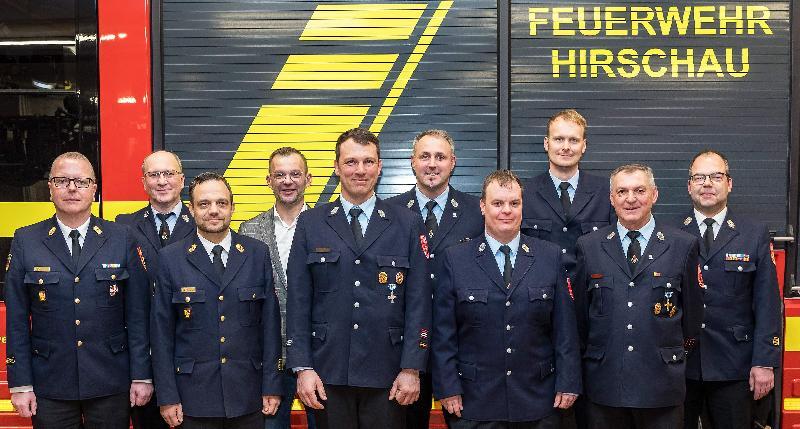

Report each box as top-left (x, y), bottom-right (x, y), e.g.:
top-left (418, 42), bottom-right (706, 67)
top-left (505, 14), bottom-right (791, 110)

top-left (339, 193), bottom-right (377, 220)
top-left (150, 200), bottom-right (183, 218)
top-left (414, 185), bottom-right (449, 210)
top-left (693, 206), bottom-right (727, 227)
top-left (56, 215), bottom-right (91, 242)
top-left (549, 169), bottom-right (580, 192)
top-left (617, 215), bottom-right (656, 243)
top-left (484, 230), bottom-right (521, 255)
top-left (196, 229), bottom-right (232, 257)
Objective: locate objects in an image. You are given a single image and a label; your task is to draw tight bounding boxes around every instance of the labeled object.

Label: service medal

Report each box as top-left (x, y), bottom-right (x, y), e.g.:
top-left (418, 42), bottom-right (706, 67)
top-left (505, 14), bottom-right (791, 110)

top-left (38, 290), bottom-right (46, 302)
top-left (396, 271), bottom-right (404, 285)
top-left (378, 271), bottom-right (388, 284)
top-left (653, 302), bottom-right (661, 315)
top-left (183, 306), bottom-right (192, 319)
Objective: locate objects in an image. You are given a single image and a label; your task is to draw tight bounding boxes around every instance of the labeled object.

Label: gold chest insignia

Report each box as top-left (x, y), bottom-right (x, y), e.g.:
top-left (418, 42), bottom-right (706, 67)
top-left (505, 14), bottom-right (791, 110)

top-left (183, 306), bottom-right (192, 319)
top-left (396, 271), bottom-right (404, 285)
top-left (38, 290), bottom-right (46, 302)
top-left (378, 271), bottom-right (388, 284)
top-left (653, 302), bottom-right (661, 315)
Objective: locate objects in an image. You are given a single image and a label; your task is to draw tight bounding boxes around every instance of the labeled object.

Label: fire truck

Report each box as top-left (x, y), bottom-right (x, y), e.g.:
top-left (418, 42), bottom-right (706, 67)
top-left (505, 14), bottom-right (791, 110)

top-left (1, 1), bottom-right (798, 427)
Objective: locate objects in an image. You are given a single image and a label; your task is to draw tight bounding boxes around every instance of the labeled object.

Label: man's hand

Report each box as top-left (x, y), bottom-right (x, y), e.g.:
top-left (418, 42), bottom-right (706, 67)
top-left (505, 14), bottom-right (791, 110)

top-left (750, 366), bottom-right (775, 400)
top-left (160, 403), bottom-right (183, 427)
top-left (297, 369), bottom-right (327, 410)
top-left (262, 395), bottom-right (281, 415)
top-left (553, 392), bottom-right (578, 409)
top-left (440, 395), bottom-right (463, 417)
top-left (388, 368), bottom-right (420, 406)
top-left (10, 392), bottom-right (37, 418)
top-left (130, 382), bottom-right (154, 407)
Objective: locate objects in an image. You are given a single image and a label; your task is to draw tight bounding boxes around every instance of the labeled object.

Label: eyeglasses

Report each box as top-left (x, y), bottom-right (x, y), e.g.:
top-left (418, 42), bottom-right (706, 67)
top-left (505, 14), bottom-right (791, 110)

top-left (689, 172), bottom-right (729, 185)
top-left (144, 170), bottom-right (181, 180)
top-left (270, 171), bottom-right (305, 181)
top-left (49, 177), bottom-right (95, 188)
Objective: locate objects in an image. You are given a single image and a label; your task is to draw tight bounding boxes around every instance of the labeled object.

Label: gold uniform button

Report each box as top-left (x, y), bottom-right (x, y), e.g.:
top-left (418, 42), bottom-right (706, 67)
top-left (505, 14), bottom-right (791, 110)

top-left (220, 315), bottom-right (226, 322)
top-left (74, 277), bottom-right (80, 283)
top-left (221, 357), bottom-right (227, 364)
top-left (75, 320), bottom-right (80, 326)
top-left (77, 340), bottom-right (83, 347)
top-left (111, 274), bottom-right (116, 280)
top-left (218, 295), bottom-right (224, 301)
top-left (220, 337), bottom-right (226, 343)
top-left (74, 298), bottom-right (80, 304)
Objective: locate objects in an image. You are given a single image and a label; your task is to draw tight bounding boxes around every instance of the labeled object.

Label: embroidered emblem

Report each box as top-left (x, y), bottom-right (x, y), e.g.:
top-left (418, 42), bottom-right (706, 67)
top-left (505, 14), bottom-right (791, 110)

top-left (137, 246), bottom-right (147, 271)
top-left (330, 206), bottom-right (339, 216)
top-left (683, 217), bottom-right (692, 226)
top-left (236, 243), bottom-right (245, 253)
top-left (656, 231), bottom-right (665, 241)
top-left (109, 284), bottom-right (119, 297)
top-left (48, 227), bottom-right (56, 236)
top-left (521, 244), bottom-right (530, 253)
top-left (407, 199), bottom-right (414, 208)
top-left (653, 302), bottom-right (662, 315)
top-left (5, 253), bottom-right (11, 272)
top-left (773, 336), bottom-right (781, 346)
top-left (188, 244), bottom-right (197, 253)
top-left (727, 219), bottom-right (735, 229)
top-left (377, 209), bottom-right (385, 218)
top-left (378, 272), bottom-right (388, 284)
top-left (419, 234), bottom-right (430, 259)
top-left (93, 225), bottom-right (103, 235)
top-left (451, 199), bottom-right (459, 208)
top-left (38, 290), bottom-right (46, 302)
top-left (182, 214), bottom-right (190, 223)
top-left (396, 271), bottom-right (404, 285)
top-left (607, 231), bottom-right (616, 240)
top-left (478, 242), bottom-right (486, 252)
top-left (6, 357), bottom-right (15, 365)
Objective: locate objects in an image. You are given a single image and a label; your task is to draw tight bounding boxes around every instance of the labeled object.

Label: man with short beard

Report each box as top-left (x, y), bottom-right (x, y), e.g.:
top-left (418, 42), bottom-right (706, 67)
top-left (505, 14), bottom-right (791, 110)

top-left (239, 147), bottom-right (316, 429)
top-left (386, 129), bottom-right (483, 429)
top-left (151, 172), bottom-right (283, 429)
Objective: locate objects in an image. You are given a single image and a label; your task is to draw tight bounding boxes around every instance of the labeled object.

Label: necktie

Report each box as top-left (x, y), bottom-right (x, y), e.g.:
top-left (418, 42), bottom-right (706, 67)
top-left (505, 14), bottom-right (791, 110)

top-left (211, 245), bottom-right (225, 278)
top-left (69, 229), bottom-right (81, 266)
top-left (626, 230), bottom-right (641, 274)
top-left (424, 200), bottom-right (438, 239)
top-left (349, 207), bottom-right (364, 246)
top-left (703, 218), bottom-right (715, 252)
top-left (156, 213), bottom-right (174, 247)
top-left (499, 245), bottom-right (512, 288)
top-left (559, 182), bottom-right (571, 217)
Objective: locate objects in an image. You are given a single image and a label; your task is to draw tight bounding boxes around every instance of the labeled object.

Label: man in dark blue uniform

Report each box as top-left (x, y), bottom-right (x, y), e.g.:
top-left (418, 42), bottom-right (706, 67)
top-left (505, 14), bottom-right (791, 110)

top-left (678, 151), bottom-right (781, 429)
top-left (286, 128), bottom-right (432, 429)
top-left (432, 170), bottom-right (581, 429)
top-left (386, 129), bottom-right (483, 429)
top-left (116, 150), bottom-right (194, 429)
top-left (5, 152), bottom-right (152, 428)
top-left (522, 109), bottom-right (615, 282)
top-left (573, 164), bottom-right (704, 429)
top-left (151, 172), bottom-right (283, 429)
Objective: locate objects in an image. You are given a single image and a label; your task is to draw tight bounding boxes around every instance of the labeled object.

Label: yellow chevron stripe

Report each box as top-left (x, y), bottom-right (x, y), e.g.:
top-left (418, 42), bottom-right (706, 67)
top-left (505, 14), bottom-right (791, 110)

top-left (273, 54), bottom-right (399, 90)
top-left (0, 203), bottom-right (100, 237)
top-left (785, 316), bottom-right (800, 351)
top-left (300, 3), bottom-right (427, 40)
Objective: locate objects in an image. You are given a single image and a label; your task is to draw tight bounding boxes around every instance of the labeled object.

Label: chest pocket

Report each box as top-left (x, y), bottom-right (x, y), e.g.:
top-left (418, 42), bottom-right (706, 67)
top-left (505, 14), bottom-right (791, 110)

top-left (238, 287), bottom-right (266, 326)
top-left (652, 277), bottom-right (681, 318)
top-left (521, 219), bottom-right (552, 239)
top-left (24, 271), bottom-right (60, 312)
top-left (95, 268), bottom-right (129, 308)
top-left (307, 251), bottom-right (340, 292)
top-left (528, 285), bottom-right (554, 325)
top-left (376, 256), bottom-right (410, 295)
top-left (172, 289), bottom-right (207, 330)
top-left (588, 277), bottom-right (612, 317)
top-left (723, 260), bottom-right (756, 297)
top-left (457, 288), bottom-right (488, 327)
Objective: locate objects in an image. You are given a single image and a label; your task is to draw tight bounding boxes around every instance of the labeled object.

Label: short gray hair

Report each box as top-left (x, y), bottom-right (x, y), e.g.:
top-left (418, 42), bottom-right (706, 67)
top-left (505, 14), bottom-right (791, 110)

top-left (610, 163), bottom-right (656, 189)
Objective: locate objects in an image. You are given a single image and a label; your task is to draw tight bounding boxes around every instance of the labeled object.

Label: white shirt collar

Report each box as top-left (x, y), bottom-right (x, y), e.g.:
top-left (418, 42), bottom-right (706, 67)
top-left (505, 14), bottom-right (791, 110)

top-left (151, 201), bottom-right (183, 218)
top-left (414, 186), bottom-right (449, 210)
top-left (56, 216), bottom-right (91, 244)
top-left (196, 229), bottom-right (232, 259)
top-left (274, 204), bottom-right (307, 229)
top-left (693, 207), bottom-right (728, 228)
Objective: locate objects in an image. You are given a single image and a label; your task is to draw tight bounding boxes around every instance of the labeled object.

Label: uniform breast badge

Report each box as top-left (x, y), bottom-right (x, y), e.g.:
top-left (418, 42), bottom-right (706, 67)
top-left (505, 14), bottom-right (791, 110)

top-left (395, 271), bottom-right (404, 285)
top-left (183, 306), bottom-right (192, 319)
top-left (379, 271), bottom-right (388, 284)
top-left (109, 284), bottom-right (119, 297)
top-left (653, 302), bottom-right (661, 315)
top-left (38, 290), bottom-right (46, 302)
top-left (387, 284), bottom-right (397, 303)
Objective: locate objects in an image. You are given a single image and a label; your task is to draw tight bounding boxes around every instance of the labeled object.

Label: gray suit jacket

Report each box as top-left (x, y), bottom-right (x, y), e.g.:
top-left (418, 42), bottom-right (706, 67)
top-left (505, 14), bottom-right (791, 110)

top-left (238, 208), bottom-right (288, 361)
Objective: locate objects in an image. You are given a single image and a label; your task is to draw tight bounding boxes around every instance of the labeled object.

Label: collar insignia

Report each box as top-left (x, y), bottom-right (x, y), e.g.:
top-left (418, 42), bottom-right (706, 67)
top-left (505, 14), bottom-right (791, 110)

top-left (182, 214), bottom-right (190, 223)
top-left (144, 211), bottom-right (149, 218)
top-left (93, 225), bottom-right (103, 235)
top-left (521, 243), bottom-right (530, 253)
top-left (656, 231), bottom-right (665, 241)
top-left (451, 199), bottom-right (459, 208)
top-left (188, 244), bottom-right (197, 253)
top-left (727, 219), bottom-right (735, 229)
top-left (478, 242), bottom-right (486, 252)
top-left (377, 209), bottom-right (385, 218)
top-left (236, 243), bottom-right (245, 253)
top-left (48, 227), bottom-right (56, 236)
top-left (606, 231), bottom-right (616, 240)
top-left (452, 212), bottom-right (458, 218)
top-left (330, 206), bottom-right (339, 216)
top-left (649, 254), bottom-right (654, 260)
top-left (407, 199), bottom-right (414, 209)
top-left (683, 216), bottom-right (692, 226)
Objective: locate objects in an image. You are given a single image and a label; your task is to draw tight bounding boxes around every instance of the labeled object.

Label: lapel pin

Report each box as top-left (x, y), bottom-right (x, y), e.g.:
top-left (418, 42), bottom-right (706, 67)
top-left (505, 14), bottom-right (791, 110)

top-left (451, 199), bottom-right (459, 208)
top-left (188, 244), bottom-right (197, 253)
top-left (683, 217), bottom-right (692, 226)
top-left (38, 290), bottom-right (47, 302)
top-left (522, 244), bottom-right (530, 253)
top-left (182, 214), bottom-right (190, 223)
top-left (330, 206), bottom-right (339, 216)
top-left (236, 243), bottom-right (244, 253)
top-left (727, 219), bottom-right (735, 229)
top-left (607, 231), bottom-right (616, 240)
top-left (93, 225), bottom-right (103, 235)
top-left (144, 211), bottom-right (149, 218)
top-left (407, 199), bottom-right (414, 209)
top-left (378, 209), bottom-right (385, 218)
top-left (656, 231), bottom-right (665, 241)
top-left (478, 242), bottom-right (486, 252)
top-left (48, 227), bottom-right (56, 236)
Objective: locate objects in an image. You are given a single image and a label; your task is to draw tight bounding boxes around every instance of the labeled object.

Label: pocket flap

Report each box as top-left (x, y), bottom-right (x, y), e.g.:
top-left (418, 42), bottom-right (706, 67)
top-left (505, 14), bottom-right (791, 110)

top-left (583, 344), bottom-right (605, 360)
top-left (529, 286), bottom-right (554, 301)
top-left (95, 268), bottom-right (130, 281)
top-left (588, 277), bottom-right (610, 291)
top-left (581, 222), bottom-right (608, 234)
top-left (539, 359), bottom-right (555, 379)
top-left (522, 219), bottom-right (552, 232)
top-left (653, 277), bottom-right (681, 292)
top-left (31, 337), bottom-right (51, 359)
top-left (175, 357), bottom-right (195, 374)
top-left (457, 288), bottom-right (488, 303)
top-left (306, 252), bottom-right (340, 264)
top-left (456, 361), bottom-right (476, 381)
top-left (172, 289), bottom-right (207, 304)
top-left (107, 332), bottom-right (128, 354)
top-left (388, 327), bottom-right (404, 345)
top-left (24, 272), bottom-right (60, 285)
top-left (238, 287), bottom-right (266, 301)
top-left (732, 325), bottom-right (753, 342)
top-left (659, 346), bottom-right (685, 364)
top-left (377, 256), bottom-right (410, 268)
top-left (250, 356), bottom-right (263, 370)
top-left (724, 261), bottom-right (756, 273)
top-left (311, 323), bottom-right (328, 341)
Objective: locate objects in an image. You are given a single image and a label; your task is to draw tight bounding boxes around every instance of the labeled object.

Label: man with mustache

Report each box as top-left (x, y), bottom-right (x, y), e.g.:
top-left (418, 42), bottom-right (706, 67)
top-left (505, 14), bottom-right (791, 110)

top-left (386, 129), bottom-right (484, 429)
top-left (572, 164), bottom-right (703, 429)
top-left (286, 128), bottom-right (431, 429)
top-left (151, 172), bottom-right (283, 428)
top-left (677, 151), bottom-right (781, 429)
top-left (239, 147), bottom-right (316, 429)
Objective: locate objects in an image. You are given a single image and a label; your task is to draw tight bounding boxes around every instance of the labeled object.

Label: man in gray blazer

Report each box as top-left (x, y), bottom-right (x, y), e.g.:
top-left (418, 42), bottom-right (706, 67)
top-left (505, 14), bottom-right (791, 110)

top-left (239, 146), bottom-right (316, 429)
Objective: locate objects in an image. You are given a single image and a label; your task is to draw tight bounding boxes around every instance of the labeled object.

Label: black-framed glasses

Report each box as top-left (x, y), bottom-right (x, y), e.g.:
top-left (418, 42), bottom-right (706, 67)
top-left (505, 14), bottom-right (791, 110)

top-left (144, 170), bottom-right (181, 180)
top-left (689, 172), bottom-right (729, 185)
top-left (50, 177), bottom-right (95, 188)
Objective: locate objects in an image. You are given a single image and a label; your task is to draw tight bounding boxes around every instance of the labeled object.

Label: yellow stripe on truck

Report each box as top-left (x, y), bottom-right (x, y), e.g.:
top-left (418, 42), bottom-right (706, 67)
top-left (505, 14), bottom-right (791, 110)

top-left (786, 316), bottom-right (800, 351)
top-left (300, 4), bottom-right (426, 41)
top-left (0, 203), bottom-right (100, 238)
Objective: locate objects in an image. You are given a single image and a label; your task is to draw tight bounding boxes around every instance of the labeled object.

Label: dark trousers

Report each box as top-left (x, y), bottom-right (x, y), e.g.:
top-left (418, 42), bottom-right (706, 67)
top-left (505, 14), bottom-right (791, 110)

top-left (684, 379), bottom-right (752, 429)
top-left (587, 401), bottom-right (682, 429)
top-left (32, 392), bottom-right (130, 429)
top-left (132, 392), bottom-right (170, 429)
top-left (311, 385), bottom-right (406, 429)
top-left (406, 372), bottom-right (432, 429)
top-left (180, 411), bottom-right (263, 429)
top-left (445, 412), bottom-right (560, 429)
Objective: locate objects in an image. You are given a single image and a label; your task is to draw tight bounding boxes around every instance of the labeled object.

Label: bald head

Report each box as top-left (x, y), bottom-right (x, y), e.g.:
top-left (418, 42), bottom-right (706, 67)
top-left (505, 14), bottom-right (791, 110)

top-left (141, 150), bottom-right (185, 212)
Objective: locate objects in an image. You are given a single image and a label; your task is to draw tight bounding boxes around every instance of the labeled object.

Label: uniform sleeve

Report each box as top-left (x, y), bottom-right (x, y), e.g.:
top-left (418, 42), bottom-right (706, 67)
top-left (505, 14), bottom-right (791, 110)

top-left (4, 232), bottom-right (33, 389)
top-left (572, 239), bottom-right (590, 350)
top-left (125, 229), bottom-right (152, 380)
top-left (261, 251), bottom-right (283, 395)
top-left (431, 249), bottom-right (461, 399)
top-left (285, 213), bottom-right (314, 369)
top-left (552, 253), bottom-right (582, 395)
top-left (400, 219), bottom-right (432, 371)
top-left (751, 224), bottom-right (782, 368)
top-left (681, 237), bottom-right (703, 347)
top-left (151, 250), bottom-right (180, 406)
